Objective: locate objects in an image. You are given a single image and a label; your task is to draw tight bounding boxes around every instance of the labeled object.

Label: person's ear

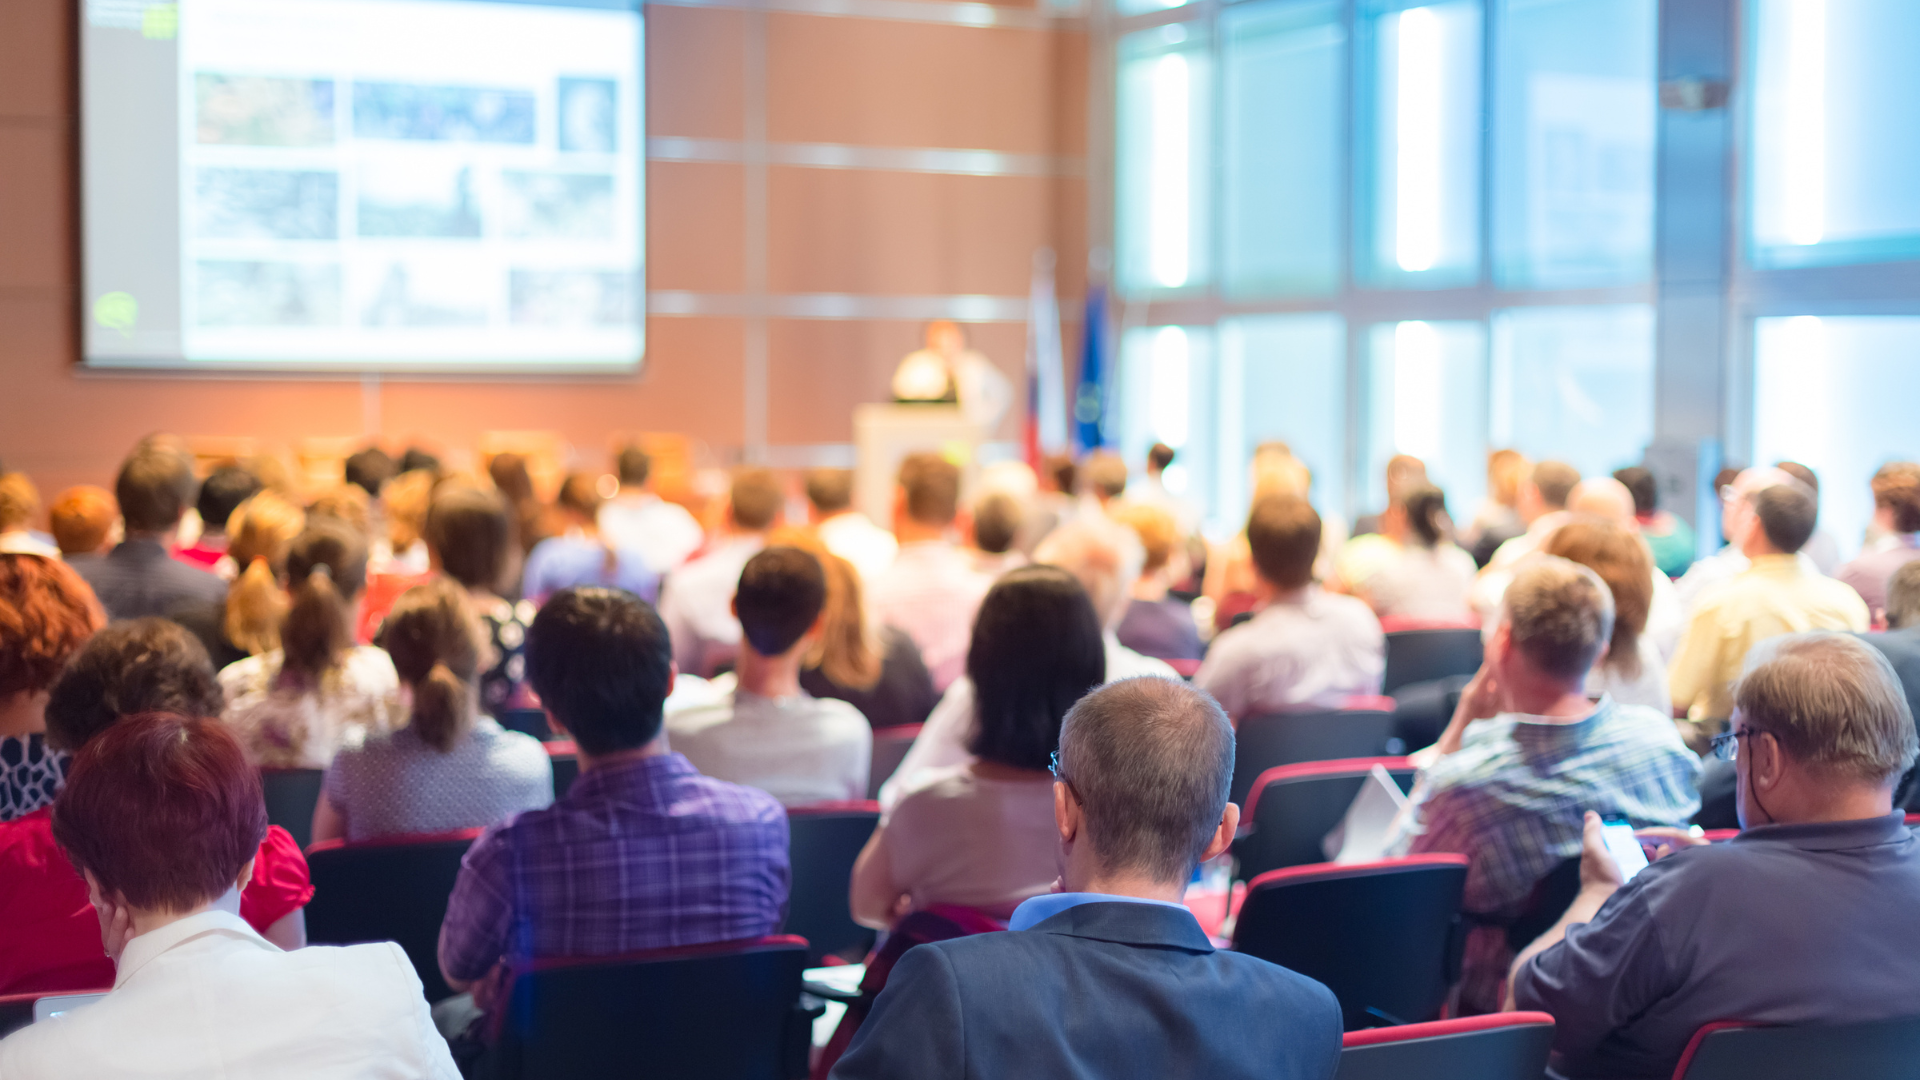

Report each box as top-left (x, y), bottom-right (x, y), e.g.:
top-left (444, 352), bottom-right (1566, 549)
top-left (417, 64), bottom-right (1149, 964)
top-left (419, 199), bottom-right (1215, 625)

top-left (1753, 730), bottom-right (1783, 791)
top-left (1054, 781), bottom-right (1079, 847)
top-left (729, 595), bottom-right (739, 619)
top-left (82, 869), bottom-right (108, 910)
top-left (1199, 802), bottom-right (1241, 864)
top-left (235, 857), bottom-right (256, 894)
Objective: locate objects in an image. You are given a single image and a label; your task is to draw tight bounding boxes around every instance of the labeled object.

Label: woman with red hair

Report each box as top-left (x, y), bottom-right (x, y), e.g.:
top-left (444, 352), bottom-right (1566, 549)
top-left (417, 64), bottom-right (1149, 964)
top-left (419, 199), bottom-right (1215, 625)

top-left (0, 554), bottom-right (105, 821)
top-left (0, 712), bottom-right (458, 1077)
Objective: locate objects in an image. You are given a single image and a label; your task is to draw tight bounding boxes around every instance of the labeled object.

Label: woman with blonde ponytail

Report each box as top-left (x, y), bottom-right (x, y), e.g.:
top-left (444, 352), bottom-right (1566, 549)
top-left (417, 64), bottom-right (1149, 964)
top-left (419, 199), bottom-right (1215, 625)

top-left (218, 521), bottom-right (403, 768)
top-left (174, 490), bottom-right (304, 670)
top-left (311, 577), bottom-right (551, 843)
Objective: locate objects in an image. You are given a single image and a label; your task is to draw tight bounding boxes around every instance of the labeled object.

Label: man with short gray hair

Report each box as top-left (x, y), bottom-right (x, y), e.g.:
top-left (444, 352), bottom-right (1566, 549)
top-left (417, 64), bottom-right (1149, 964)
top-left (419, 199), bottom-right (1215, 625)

top-left (832, 677), bottom-right (1342, 1080)
top-left (1387, 557), bottom-right (1700, 1014)
top-left (1511, 633), bottom-right (1920, 1080)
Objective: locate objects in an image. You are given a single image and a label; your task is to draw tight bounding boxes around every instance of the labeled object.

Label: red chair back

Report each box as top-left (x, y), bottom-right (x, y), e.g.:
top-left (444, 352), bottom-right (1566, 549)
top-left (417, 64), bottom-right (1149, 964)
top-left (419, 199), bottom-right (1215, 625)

top-left (1230, 708), bottom-right (1398, 807)
top-left (784, 801), bottom-right (881, 964)
top-left (867, 723), bottom-right (921, 800)
top-left (485, 935), bottom-right (813, 1080)
top-left (1382, 628), bottom-right (1484, 694)
top-left (1233, 855), bottom-right (1469, 1031)
top-left (1337, 1012), bottom-right (1555, 1080)
top-left (1671, 1015), bottom-right (1920, 1079)
top-left (1235, 758), bottom-right (1414, 881)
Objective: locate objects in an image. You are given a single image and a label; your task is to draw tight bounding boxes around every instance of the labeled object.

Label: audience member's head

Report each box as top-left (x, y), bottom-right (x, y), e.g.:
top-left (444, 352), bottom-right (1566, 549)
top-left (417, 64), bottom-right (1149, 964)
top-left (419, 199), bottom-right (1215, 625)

top-left (426, 485), bottom-right (513, 594)
top-left (1036, 518), bottom-right (1145, 631)
top-left (1718, 465), bottom-right (1797, 542)
top-left (344, 446), bottom-right (395, 499)
top-left (1540, 519), bottom-right (1653, 680)
top-left (49, 486), bottom-right (118, 557)
top-left (897, 453), bottom-right (961, 529)
top-left (1887, 561), bottom-right (1920, 631)
top-left (1146, 442), bottom-right (1175, 478)
top-left (804, 468), bottom-right (855, 520)
top-left (1519, 461), bottom-right (1581, 522)
top-left (966, 565), bottom-right (1106, 772)
top-left (1400, 486), bottom-right (1451, 549)
top-left (279, 522), bottom-right (369, 685)
top-left (728, 466), bottom-right (784, 533)
top-left (555, 472), bottom-right (603, 525)
top-left (1614, 466), bottom-right (1658, 518)
top-left (307, 484), bottom-right (371, 539)
top-left (525, 587), bottom-right (673, 757)
top-left (487, 453), bottom-right (536, 506)
top-left (1082, 452), bottom-right (1129, 503)
top-left (53, 712), bottom-right (266, 917)
top-left (0, 554), bottom-right (106, 711)
top-left (1489, 449), bottom-right (1531, 509)
top-left (115, 442), bottom-right (198, 537)
top-left (224, 491), bottom-right (309, 657)
top-left (1055, 677), bottom-right (1236, 887)
top-left (766, 527), bottom-right (882, 691)
top-left (1731, 634), bottom-right (1918, 827)
top-left (1384, 454), bottom-right (1428, 506)
top-left (969, 491), bottom-right (1021, 556)
top-left (0, 473), bottom-right (42, 536)
top-left (734, 546), bottom-right (828, 660)
top-left (44, 618), bottom-right (224, 753)
top-left (1245, 494), bottom-right (1321, 592)
top-left (1742, 483), bottom-right (1818, 556)
top-left (1109, 501), bottom-right (1180, 578)
top-left (1568, 477), bottom-right (1637, 528)
top-left (193, 467), bottom-right (262, 541)
top-left (1495, 557), bottom-right (1614, 689)
top-left (382, 577), bottom-right (485, 753)
top-left (1251, 454), bottom-right (1312, 502)
top-left (398, 447), bottom-right (441, 476)
top-left (615, 444), bottom-right (653, 490)
top-left (384, 469), bottom-right (437, 553)
top-left (1774, 461), bottom-right (1819, 498)
top-left (1042, 454), bottom-right (1077, 496)
top-left (1870, 462), bottom-right (1920, 535)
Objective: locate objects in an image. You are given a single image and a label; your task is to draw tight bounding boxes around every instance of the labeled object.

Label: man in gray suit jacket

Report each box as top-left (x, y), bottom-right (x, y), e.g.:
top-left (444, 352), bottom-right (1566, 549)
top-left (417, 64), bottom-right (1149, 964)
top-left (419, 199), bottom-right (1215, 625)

top-left (830, 677), bottom-right (1342, 1080)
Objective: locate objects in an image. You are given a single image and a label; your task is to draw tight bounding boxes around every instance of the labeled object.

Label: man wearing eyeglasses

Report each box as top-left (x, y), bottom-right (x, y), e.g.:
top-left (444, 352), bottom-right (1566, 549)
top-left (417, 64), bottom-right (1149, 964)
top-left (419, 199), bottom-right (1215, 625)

top-left (1509, 633), bottom-right (1920, 1080)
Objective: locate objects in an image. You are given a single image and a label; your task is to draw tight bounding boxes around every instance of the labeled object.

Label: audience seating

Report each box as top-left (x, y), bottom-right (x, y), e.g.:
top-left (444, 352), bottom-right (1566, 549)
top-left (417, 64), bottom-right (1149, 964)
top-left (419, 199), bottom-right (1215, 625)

top-left (481, 935), bottom-right (816, 1080)
top-left (1229, 708), bottom-right (1398, 808)
top-left (260, 767), bottom-right (325, 851)
top-left (0, 993), bottom-right (39, 1040)
top-left (1671, 1015), bottom-right (1920, 1080)
top-left (1382, 628), bottom-right (1485, 695)
top-left (304, 829), bottom-right (482, 1003)
top-left (866, 723), bottom-right (920, 801)
top-left (1234, 758), bottom-right (1415, 882)
top-left (497, 707), bottom-right (553, 741)
top-left (785, 802), bottom-right (882, 965)
top-left (1502, 856), bottom-right (1582, 953)
top-left (1389, 674), bottom-right (1473, 753)
top-left (1233, 855), bottom-right (1469, 1030)
top-left (1336, 1012), bottom-right (1557, 1080)
top-left (544, 741), bottom-right (578, 798)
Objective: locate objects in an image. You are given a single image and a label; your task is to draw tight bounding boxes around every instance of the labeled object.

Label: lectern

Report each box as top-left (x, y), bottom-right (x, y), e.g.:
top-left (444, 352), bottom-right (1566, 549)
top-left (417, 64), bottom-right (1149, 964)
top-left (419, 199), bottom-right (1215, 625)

top-left (853, 403), bottom-right (988, 525)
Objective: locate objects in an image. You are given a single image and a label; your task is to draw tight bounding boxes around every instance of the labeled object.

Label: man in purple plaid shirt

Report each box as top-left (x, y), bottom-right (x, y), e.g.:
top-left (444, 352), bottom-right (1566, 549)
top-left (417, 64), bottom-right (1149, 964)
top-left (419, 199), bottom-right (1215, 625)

top-left (436, 586), bottom-right (790, 1019)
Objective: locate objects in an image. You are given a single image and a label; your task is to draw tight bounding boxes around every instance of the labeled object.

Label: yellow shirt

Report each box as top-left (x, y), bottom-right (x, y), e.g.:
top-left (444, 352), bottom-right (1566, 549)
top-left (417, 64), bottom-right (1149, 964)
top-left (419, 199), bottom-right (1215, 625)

top-left (1668, 554), bottom-right (1870, 725)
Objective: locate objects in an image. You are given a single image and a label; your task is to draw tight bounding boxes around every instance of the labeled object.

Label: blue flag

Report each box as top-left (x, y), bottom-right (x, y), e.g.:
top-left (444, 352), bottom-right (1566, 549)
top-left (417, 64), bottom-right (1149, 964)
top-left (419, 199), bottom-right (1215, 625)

top-left (1073, 284), bottom-right (1110, 454)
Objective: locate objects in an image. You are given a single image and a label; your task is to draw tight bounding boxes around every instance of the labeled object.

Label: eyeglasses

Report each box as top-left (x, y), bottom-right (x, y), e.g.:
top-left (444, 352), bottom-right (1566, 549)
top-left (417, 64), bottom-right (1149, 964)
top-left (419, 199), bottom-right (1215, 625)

top-left (1049, 750), bottom-right (1079, 801)
top-left (1710, 727), bottom-right (1767, 762)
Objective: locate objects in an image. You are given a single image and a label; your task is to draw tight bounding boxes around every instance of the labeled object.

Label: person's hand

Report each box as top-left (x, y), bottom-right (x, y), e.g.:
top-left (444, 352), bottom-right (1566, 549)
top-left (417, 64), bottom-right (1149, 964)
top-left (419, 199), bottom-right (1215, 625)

top-left (1634, 826), bottom-right (1708, 863)
top-left (95, 896), bottom-right (137, 965)
top-left (1457, 664), bottom-right (1503, 722)
top-left (1577, 811), bottom-right (1626, 894)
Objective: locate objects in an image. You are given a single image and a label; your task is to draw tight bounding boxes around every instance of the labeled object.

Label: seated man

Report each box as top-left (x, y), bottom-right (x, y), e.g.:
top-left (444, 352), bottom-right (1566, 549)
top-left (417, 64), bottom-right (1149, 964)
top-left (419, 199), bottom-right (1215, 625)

top-left (870, 453), bottom-right (992, 692)
top-left (1385, 558), bottom-right (1700, 1014)
top-left (1195, 494), bottom-right (1384, 722)
top-left (831, 677), bottom-right (1341, 1080)
top-left (72, 440), bottom-right (227, 621)
top-left (657, 466), bottom-right (783, 676)
top-left (669, 547), bottom-right (873, 805)
top-left (598, 444), bottom-right (704, 576)
top-left (437, 587), bottom-right (789, 1025)
top-left (1510, 633), bottom-right (1920, 1080)
top-left (807, 467), bottom-right (897, 586)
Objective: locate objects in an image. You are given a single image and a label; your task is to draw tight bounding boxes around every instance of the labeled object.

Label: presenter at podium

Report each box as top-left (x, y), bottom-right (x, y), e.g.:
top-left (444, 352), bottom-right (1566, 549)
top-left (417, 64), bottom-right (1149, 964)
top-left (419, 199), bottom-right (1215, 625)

top-left (890, 320), bottom-right (1012, 431)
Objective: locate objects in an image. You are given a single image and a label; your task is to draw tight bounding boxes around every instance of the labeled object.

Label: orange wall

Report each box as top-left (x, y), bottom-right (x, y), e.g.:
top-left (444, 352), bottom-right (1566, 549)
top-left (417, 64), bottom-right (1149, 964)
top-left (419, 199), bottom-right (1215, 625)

top-left (0, 0), bottom-right (1087, 494)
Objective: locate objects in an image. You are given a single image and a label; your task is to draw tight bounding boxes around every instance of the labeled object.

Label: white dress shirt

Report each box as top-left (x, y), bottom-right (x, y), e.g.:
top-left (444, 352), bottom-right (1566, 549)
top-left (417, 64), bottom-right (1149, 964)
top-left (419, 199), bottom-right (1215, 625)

top-left (1194, 587), bottom-right (1385, 722)
top-left (667, 683), bottom-right (873, 806)
top-left (878, 635), bottom-right (1176, 809)
top-left (869, 540), bottom-right (992, 692)
top-left (816, 511), bottom-right (898, 586)
top-left (657, 536), bottom-right (765, 677)
top-left (598, 491), bottom-right (705, 575)
top-left (0, 909), bottom-right (458, 1079)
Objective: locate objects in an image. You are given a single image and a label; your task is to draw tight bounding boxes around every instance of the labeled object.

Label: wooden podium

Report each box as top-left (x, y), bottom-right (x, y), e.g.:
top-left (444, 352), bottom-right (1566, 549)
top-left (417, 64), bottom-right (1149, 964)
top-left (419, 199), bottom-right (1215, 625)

top-left (853, 403), bottom-right (989, 526)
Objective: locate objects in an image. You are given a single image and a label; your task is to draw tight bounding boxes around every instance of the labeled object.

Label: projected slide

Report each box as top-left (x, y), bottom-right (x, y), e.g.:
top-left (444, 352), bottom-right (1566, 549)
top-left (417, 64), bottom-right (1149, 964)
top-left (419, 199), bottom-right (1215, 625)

top-left (81, 0), bottom-right (644, 371)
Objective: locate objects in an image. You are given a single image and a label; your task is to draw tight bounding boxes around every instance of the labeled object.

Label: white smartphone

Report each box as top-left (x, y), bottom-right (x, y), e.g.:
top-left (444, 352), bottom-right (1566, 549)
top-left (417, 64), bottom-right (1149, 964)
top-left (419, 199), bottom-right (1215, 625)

top-left (1599, 817), bottom-right (1650, 881)
top-left (33, 992), bottom-right (106, 1023)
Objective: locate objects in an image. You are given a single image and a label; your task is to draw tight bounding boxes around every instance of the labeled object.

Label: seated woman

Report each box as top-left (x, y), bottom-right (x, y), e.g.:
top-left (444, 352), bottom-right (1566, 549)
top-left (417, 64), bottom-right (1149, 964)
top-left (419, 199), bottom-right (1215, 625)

top-left (220, 522), bottom-right (402, 769)
top-left (313, 578), bottom-right (552, 844)
top-left (520, 473), bottom-right (660, 604)
top-left (0, 554), bottom-right (105, 821)
top-left (425, 486), bottom-right (536, 715)
top-left (174, 489), bottom-right (306, 671)
top-left (0, 712), bottom-right (457, 1078)
top-left (1353, 486), bottom-right (1478, 623)
top-left (1109, 501), bottom-right (1204, 663)
top-left (771, 527), bottom-right (937, 730)
top-left (850, 566), bottom-right (1106, 927)
top-left (0, 620), bottom-right (311, 995)
top-left (1539, 518), bottom-right (1670, 712)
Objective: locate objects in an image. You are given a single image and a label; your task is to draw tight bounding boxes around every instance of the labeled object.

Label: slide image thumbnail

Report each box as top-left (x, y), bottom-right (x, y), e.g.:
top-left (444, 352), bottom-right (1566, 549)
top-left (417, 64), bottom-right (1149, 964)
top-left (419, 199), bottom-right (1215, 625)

top-left (196, 74), bottom-right (335, 147)
top-left (357, 162), bottom-right (482, 239)
top-left (558, 78), bottom-right (616, 153)
top-left (353, 82), bottom-right (536, 144)
top-left (196, 260), bottom-right (341, 327)
top-left (510, 269), bottom-right (637, 328)
top-left (360, 260), bottom-right (490, 328)
top-left (500, 171), bottom-right (615, 240)
top-left (194, 167), bottom-right (338, 240)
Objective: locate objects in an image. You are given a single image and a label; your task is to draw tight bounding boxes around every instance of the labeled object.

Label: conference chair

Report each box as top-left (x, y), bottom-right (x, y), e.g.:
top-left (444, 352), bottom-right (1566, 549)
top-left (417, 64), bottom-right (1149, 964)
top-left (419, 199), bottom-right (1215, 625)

top-left (545, 741), bottom-right (579, 798)
top-left (497, 707), bottom-right (552, 741)
top-left (1501, 856), bottom-right (1582, 953)
top-left (785, 801), bottom-right (882, 965)
top-left (304, 829), bottom-right (482, 1003)
top-left (0, 992), bottom-right (38, 1040)
top-left (480, 935), bottom-right (817, 1080)
top-left (1229, 707), bottom-right (1398, 808)
top-left (1233, 758), bottom-right (1415, 883)
top-left (1389, 674), bottom-right (1473, 752)
top-left (1233, 855), bottom-right (1469, 1031)
top-left (1671, 1015), bottom-right (1920, 1080)
top-left (260, 767), bottom-right (325, 851)
top-left (867, 723), bottom-right (921, 801)
top-left (1382, 628), bottom-right (1485, 695)
top-left (1336, 1012), bottom-right (1557, 1080)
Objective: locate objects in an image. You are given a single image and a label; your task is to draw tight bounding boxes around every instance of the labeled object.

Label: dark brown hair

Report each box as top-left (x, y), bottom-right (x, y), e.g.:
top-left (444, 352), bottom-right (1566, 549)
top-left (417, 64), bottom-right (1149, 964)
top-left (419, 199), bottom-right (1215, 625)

top-left (898, 453), bottom-right (960, 526)
top-left (382, 578), bottom-right (484, 753)
top-left (281, 522), bottom-right (368, 684)
top-left (44, 619), bottom-right (224, 753)
top-left (1246, 494), bottom-right (1321, 591)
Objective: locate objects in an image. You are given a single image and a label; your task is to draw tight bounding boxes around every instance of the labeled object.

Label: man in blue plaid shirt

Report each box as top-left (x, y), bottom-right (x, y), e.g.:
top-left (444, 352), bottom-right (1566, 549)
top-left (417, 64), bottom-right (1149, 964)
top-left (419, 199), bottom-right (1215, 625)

top-left (1386, 557), bottom-right (1700, 1014)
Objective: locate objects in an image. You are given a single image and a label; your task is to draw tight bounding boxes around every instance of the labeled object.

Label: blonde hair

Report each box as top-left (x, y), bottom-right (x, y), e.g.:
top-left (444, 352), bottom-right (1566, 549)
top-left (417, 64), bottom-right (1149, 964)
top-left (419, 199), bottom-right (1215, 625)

top-left (307, 484), bottom-right (371, 537)
top-left (382, 578), bottom-right (485, 753)
top-left (1502, 557), bottom-right (1615, 683)
top-left (767, 526), bottom-right (882, 690)
top-left (1108, 501), bottom-right (1179, 574)
top-left (223, 491), bottom-right (307, 657)
top-left (0, 473), bottom-right (41, 532)
top-left (384, 469), bottom-right (436, 551)
top-left (1251, 455), bottom-right (1312, 502)
top-left (1488, 449), bottom-right (1531, 507)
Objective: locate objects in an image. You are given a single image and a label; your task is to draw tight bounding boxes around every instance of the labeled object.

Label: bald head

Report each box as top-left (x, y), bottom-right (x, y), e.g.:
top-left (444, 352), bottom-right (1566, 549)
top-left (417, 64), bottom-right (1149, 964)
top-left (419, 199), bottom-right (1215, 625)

top-left (1057, 677), bottom-right (1235, 885)
top-left (1035, 518), bottom-right (1145, 630)
top-left (1569, 477), bottom-right (1636, 527)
